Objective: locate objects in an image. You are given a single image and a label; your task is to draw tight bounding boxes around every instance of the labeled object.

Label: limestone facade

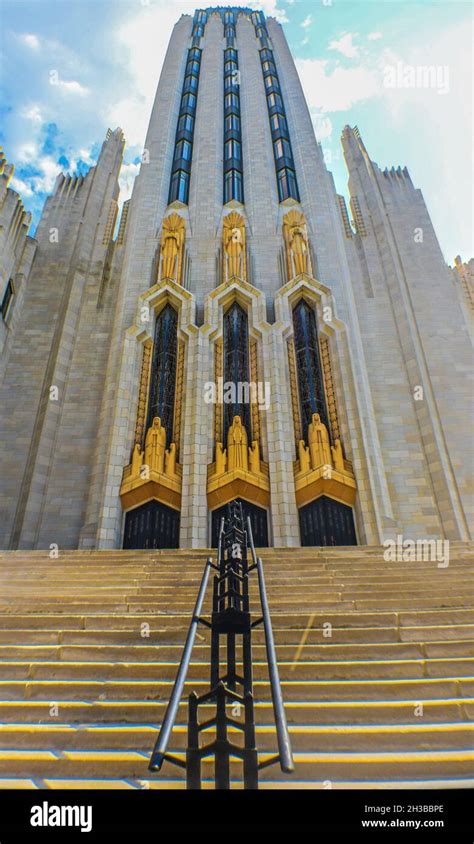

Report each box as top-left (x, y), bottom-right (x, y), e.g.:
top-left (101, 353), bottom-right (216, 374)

top-left (0, 9), bottom-right (471, 549)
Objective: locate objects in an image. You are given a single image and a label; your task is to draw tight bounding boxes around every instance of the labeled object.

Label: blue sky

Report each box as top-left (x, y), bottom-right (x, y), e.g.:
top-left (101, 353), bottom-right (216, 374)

top-left (0, 0), bottom-right (472, 262)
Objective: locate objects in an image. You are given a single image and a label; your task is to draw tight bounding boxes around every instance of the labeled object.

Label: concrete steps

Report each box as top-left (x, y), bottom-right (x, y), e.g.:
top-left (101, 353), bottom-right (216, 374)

top-left (0, 542), bottom-right (472, 789)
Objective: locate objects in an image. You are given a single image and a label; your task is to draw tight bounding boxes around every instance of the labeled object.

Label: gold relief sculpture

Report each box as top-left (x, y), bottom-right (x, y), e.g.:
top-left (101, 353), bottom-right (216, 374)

top-left (227, 416), bottom-right (248, 471)
top-left (249, 440), bottom-right (261, 474)
top-left (249, 339), bottom-right (261, 449)
top-left (214, 340), bottom-right (223, 446)
top-left (331, 438), bottom-right (345, 472)
top-left (120, 416), bottom-right (182, 512)
top-left (207, 415), bottom-right (270, 509)
top-left (308, 412), bottom-right (332, 469)
top-left (173, 339), bottom-right (185, 460)
top-left (165, 441), bottom-right (177, 476)
top-left (320, 336), bottom-right (341, 442)
top-left (287, 338), bottom-right (302, 448)
top-left (131, 442), bottom-right (143, 477)
top-left (298, 439), bottom-right (311, 473)
top-left (222, 211), bottom-right (246, 281)
top-left (134, 342), bottom-right (152, 447)
top-left (160, 213), bottom-right (185, 283)
top-left (215, 441), bottom-right (227, 475)
top-left (283, 209), bottom-right (309, 279)
top-left (144, 416), bottom-right (167, 473)
top-left (294, 412), bottom-right (356, 509)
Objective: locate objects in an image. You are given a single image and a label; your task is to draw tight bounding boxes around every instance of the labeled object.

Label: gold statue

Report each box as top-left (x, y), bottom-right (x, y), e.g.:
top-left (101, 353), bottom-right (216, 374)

top-left (215, 441), bottom-right (227, 475)
top-left (308, 412), bottom-right (332, 469)
top-left (283, 209), bottom-right (309, 278)
top-left (223, 211), bottom-right (246, 281)
top-left (131, 442), bottom-right (143, 477)
top-left (144, 416), bottom-right (166, 473)
top-left (160, 213), bottom-right (185, 282)
top-left (331, 438), bottom-right (344, 472)
top-left (298, 439), bottom-right (311, 473)
top-left (164, 441), bottom-right (177, 477)
top-left (249, 440), bottom-right (261, 474)
top-left (227, 415), bottom-right (248, 471)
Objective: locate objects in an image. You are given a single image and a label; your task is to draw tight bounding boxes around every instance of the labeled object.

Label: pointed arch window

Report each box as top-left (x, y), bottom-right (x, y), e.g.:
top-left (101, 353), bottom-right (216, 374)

top-left (292, 299), bottom-right (329, 442)
top-left (223, 303), bottom-right (251, 443)
top-left (146, 304), bottom-right (178, 446)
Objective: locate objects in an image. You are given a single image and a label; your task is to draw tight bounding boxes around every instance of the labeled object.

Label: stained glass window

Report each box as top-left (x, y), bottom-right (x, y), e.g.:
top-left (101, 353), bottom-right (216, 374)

top-left (292, 299), bottom-right (329, 443)
top-left (223, 303), bottom-right (251, 442)
top-left (146, 304), bottom-right (178, 446)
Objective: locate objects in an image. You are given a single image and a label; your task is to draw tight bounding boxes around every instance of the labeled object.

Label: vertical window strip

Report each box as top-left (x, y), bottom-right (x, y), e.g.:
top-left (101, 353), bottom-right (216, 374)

top-left (252, 14), bottom-right (300, 203)
top-left (168, 11), bottom-right (208, 205)
top-left (223, 10), bottom-right (244, 204)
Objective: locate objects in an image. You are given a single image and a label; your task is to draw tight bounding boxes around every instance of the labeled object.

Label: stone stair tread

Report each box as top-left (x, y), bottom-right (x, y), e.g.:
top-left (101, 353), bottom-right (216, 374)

top-left (0, 544), bottom-right (472, 787)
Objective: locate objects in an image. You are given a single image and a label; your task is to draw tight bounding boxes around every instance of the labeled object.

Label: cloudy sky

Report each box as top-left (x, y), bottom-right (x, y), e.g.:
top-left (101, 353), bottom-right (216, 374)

top-left (1, 0), bottom-right (472, 263)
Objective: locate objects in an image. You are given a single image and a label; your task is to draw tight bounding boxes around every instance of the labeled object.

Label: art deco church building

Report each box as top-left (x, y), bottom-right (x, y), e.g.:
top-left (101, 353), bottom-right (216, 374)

top-left (0, 6), bottom-right (472, 551)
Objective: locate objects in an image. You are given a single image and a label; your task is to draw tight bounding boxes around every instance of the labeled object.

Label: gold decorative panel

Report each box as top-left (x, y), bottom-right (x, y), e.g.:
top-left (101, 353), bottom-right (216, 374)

top-left (134, 342), bottom-right (152, 448)
top-left (287, 337), bottom-right (302, 448)
top-left (249, 338), bottom-right (261, 450)
top-left (319, 336), bottom-right (341, 443)
top-left (214, 339), bottom-right (223, 447)
top-left (173, 339), bottom-right (185, 460)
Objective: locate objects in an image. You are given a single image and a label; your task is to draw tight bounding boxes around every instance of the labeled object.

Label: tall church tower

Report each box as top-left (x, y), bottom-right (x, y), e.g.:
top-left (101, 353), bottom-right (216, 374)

top-left (0, 7), bottom-right (471, 550)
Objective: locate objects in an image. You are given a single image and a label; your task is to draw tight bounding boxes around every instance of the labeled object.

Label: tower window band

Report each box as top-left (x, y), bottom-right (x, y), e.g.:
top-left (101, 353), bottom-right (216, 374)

top-left (223, 44), bottom-right (244, 204)
top-left (168, 14), bottom-right (206, 206)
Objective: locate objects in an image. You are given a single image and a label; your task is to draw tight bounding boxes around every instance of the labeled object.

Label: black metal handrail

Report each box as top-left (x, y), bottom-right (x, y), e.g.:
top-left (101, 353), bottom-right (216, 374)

top-left (246, 516), bottom-right (294, 773)
top-left (148, 501), bottom-right (294, 787)
top-left (149, 557), bottom-right (215, 771)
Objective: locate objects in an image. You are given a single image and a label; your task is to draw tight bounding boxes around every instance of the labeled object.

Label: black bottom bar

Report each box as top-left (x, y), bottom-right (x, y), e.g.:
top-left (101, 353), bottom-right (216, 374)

top-left (0, 789), bottom-right (472, 840)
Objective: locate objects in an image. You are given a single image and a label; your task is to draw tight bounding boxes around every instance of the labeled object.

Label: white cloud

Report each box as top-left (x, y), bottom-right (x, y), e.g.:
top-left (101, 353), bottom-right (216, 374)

top-left (76, 147), bottom-right (96, 167)
top-left (313, 115), bottom-right (333, 141)
top-left (20, 104), bottom-right (43, 123)
top-left (258, 0), bottom-right (288, 22)
top-left (296, 58), bottom-right (380, 112)
top-left (18, 33), bottom-right (40, 50)
top-left (10, 177), bottom-right (34, 198)
top-left (328, 32), bottom-right (359, 59)
top-left (108, 95), bottom-right (149, 150)
top-left (56, 78), bottom-right (89, 96)
top-left (368, 32), bottom-right (383, 41)
top-left (301, 15), bottom-right (312, 29)
top-left (119, 161), bottom-right (140, 202)
top-left (15, 141), bottom-right (40, 164)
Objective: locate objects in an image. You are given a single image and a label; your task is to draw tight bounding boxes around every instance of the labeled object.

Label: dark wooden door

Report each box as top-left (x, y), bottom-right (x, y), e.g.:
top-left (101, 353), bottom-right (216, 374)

top-left (211, 499), bottom-right (269, 548)
top-left (299, 496), bottom-right (357, 547)
top-left (123, 500), bottom-right (180, 549)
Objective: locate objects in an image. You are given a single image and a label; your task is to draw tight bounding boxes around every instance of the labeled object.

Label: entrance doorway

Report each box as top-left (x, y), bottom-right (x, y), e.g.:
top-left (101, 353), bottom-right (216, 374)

top-left (211, 499), bottom-right (269, 548)
top-left (123, 500), bottom-right (180, 549)
top-left (299, 496), bottom-right (357, 546)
